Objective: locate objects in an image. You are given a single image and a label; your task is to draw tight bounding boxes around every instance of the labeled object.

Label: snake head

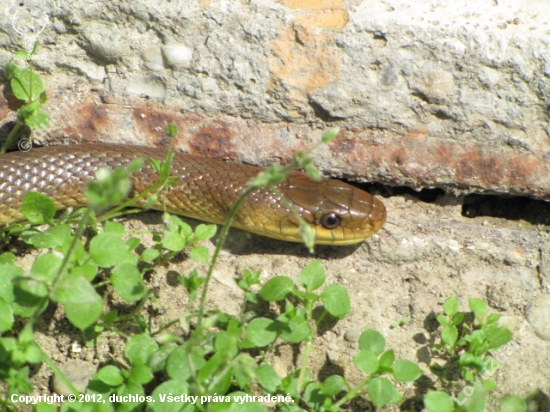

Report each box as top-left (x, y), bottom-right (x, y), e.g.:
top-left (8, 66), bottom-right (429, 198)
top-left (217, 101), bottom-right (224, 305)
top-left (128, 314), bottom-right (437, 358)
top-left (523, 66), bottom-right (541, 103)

top-left (241, 171), bottom-right (386, 245)
top-left (281, 172), bottom-right (386, 245)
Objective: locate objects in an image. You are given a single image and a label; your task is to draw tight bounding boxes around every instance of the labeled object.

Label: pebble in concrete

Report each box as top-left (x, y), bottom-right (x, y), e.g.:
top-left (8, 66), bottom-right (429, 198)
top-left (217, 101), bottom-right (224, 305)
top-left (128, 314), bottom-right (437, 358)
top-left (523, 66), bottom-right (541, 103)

top-left (162, 44), bottom-right (193, 67)
top-left (344, 329), bottom-right (361, 343)
top-left (51, 360), bottom-right (97, 396)
top-left (525, 294), bottom-right (550, 341)
top-left (142, 46), bottom-right (164, 71)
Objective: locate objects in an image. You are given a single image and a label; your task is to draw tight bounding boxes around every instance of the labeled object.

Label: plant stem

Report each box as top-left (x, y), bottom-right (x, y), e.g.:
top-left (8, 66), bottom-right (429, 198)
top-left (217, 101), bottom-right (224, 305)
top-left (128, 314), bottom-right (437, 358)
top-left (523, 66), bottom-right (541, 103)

top-left (97, 181), bottom-right (166, 222)
top-left (333, 377), bottom-right (372, 408)
top-left (196, 186), bottom-right (256, 327)
top-left (1, 121), bottom-right (23, 154)
top-left (297, 337), bottom-right (313, 391)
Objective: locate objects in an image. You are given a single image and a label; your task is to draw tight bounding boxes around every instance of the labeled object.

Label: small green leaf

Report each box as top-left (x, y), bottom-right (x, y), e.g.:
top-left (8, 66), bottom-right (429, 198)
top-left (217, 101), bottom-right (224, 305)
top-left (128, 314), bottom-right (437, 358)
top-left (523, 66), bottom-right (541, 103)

top-left (4, 62), bottom-right (21, 79)
top-left (165, 346), bottom-right (206, 380)
top-left (299, 221), bottom-right (315, 252)
top-left (115, 381), bottom-right (145, 409)
top-left (30, 253), bottom-right (63, 283)
top-left (0, 264), bottom-right (22, 303)
top-left (392, 360), bottom-right (422, 382)
top-left (21, 341), bottom-right (44, 364)
top-left (256, 364), bottom-right (281, 393)
top-left (441, 325), bottom-right (458, 347)
top-left (11, 68), bottom-right (44, 101)
top-left (0, 297), bottom-right (14, 332)
top-left (469, 298), bottom-right (487, 315)
top-left (165, 122), bottom-right (179, 137)
top-left (96, 365), bottom-right (124, 386)
top-left (147, 345), bottom-right (177, 373)
top-left (54, 276), bottom-right (103, 330)
top-left (378, 350), bottom-right (395, 369)
top-left (390, 317), bottom-right (411, 328)
top-left (461, 386), bottom-right (488, 412)
top-left (111, 263), bottom-right (146, 302)
top-left (126, 159), bottom-right (144, 174)
top-left (197, 353), bottom-right (231, 393)
top-left (482, 379), bottom-right (497, 390)
top-left (353, 349), bottom-right (379, 374)
top-left (104, 221), bottom-right (125, 235)
top-left (90, 232), bottom-right (129, 268)
top-left (140, 248), bottom-right (160, 261)
top-left (31, 41), bottom-right (40, 55)
top-left (279, 314), bottom-right (311, 344)
top-left (70, 263), bottom-right (98, 282)
top-left (190, 245), bottom-right (210, 263)
top-left (178, 269), bottom-right (205, 302)
top-left (245, 318), bottom-right (278, 347)
top-left (39, 90), bottom-right (47, 104)
top-left (24, 108), bottom-right (49, 130)
top-left (11, 278), bottom-right (48, 317)
top-left (358, 329), bottom-right (386, 355)
top-left (486, 313), bottom-right (501, 325)
top-left (452, 312), bottom-right (465, 326)
top-left (25, 224), bottom-right (71, 249)
top-left (299, 259), bottom-right (326, 292)
top-left (149, 379), bottom-right (189, 410)
top-left (18, 100), bottom-right (41, 118)
top-left (13, 276), bottom-right (48, 303)
top-left (193, 224), bottom-right (217, 241)
top-left (149, 158), bottom-right (162, 174)
top-left (368, 377), bottom-right (400, 408)
top-left (321, 127), bottom-right (340, 143)
top-left (320, 375), bottom-right (345, 396)
top-left (443, 295), bottom-right (459, 317)
top-left (499, 395), bottom-right (527, 412)
top-left (463, 369), bottom-right (475, 381)
top-left (130, 363), bottom-right (153, 385)
top-left (303, 382), bottom-right (326, 410)
top-left (305, 165), bottom-right (322, 181)
top-left (243, 268), bottom-right (261, 286)
top-left (233, 356), bottom-right (256, 390)
top-left (320, 284), bottom-right (350, 318)
top-left (436, 314), bottom-right (449, 326)
top-left (0, 253), bottom-right (16, 265)
top-left (34, 403), bottom-right (57, 412)
top-left (21, 192), bottom-right (56, 224)
top-left (259, 276), bottom-right (294, 301)
top-left (162, 232), bottom-right (186, 252)
top-left (485, 325), bottom-right (513, 350)
top-left (126, 237), bottom-right (140, 251)
top-left (86, 166), bottom-right (132, 208)
top-left (423, 391), bottom-right (454, 412)
top-left (125, 334), bottom-right (158, 366)
top-left (250, 165), bottom-right (286, 188)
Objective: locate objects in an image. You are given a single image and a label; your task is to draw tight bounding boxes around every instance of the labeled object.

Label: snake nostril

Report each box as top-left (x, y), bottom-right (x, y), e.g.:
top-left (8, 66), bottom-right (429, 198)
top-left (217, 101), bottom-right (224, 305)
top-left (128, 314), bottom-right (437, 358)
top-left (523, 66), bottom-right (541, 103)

top-left (320, 213), bottom-right (341, 229)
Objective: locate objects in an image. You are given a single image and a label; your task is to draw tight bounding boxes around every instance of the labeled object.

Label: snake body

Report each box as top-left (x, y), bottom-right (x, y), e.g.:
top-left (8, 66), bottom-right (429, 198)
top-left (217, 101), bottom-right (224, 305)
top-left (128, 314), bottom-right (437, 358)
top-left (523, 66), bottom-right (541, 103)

top-left (0, 144), bottom-right (386, 245)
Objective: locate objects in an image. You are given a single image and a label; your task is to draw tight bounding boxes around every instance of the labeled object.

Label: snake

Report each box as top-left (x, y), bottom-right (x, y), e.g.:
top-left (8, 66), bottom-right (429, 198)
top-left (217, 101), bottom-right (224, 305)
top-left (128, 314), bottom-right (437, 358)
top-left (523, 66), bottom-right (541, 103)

top-left (0, 144), bottom-right (386, 245)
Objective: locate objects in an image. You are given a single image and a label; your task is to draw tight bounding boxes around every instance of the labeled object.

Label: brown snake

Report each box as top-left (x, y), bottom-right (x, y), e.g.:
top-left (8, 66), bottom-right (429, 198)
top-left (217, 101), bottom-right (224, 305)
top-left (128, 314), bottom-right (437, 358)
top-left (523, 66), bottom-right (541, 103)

top-left (0, 144), bottom-right (386, 245)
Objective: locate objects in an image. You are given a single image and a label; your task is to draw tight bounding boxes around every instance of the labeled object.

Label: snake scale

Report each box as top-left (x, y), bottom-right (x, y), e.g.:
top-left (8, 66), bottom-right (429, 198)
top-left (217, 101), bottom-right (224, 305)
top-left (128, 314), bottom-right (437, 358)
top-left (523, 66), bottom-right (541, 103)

top-left (0, 144), bottom-right (386, 245)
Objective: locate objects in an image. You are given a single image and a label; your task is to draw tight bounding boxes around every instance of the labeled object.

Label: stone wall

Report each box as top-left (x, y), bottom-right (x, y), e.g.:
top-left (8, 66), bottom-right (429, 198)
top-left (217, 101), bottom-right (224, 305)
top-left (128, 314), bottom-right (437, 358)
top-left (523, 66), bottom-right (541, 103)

top-left (2, 0), bottom-right (550, 198)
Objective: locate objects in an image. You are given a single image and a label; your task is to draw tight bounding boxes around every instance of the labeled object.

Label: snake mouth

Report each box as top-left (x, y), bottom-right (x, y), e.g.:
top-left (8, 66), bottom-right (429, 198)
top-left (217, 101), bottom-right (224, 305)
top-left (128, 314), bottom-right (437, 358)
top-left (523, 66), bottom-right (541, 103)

top-left (243, 197), bottom-right (387, 246)
top-left (245, 172), bottom-right (389, 245)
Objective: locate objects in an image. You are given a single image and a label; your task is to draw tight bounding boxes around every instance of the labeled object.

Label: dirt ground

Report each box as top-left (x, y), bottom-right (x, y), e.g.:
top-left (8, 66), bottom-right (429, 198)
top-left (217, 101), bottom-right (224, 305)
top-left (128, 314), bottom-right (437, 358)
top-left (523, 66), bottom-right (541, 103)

top-left (6, 182), bottom-right (549, 411)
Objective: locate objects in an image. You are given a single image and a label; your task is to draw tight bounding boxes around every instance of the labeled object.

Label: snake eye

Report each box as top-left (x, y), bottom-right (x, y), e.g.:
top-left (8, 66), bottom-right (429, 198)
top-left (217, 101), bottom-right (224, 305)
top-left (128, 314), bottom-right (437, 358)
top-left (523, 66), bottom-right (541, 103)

top-left (320, 213), bottom-right (341, 229)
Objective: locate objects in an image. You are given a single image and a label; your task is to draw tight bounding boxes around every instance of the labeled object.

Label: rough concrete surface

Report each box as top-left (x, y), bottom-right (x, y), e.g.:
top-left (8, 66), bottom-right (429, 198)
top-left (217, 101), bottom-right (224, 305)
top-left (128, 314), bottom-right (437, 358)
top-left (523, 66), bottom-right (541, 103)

top-left (1, 0), bottom-right (550, 410)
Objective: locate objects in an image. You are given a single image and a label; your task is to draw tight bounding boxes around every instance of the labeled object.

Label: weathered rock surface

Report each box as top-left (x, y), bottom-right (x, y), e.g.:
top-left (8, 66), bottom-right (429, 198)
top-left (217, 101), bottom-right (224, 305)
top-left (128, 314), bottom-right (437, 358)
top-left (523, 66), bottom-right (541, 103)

top-left (2, 0), bottom-right (550, 197)
top-left (1, 0), bottom-right (549, 407)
